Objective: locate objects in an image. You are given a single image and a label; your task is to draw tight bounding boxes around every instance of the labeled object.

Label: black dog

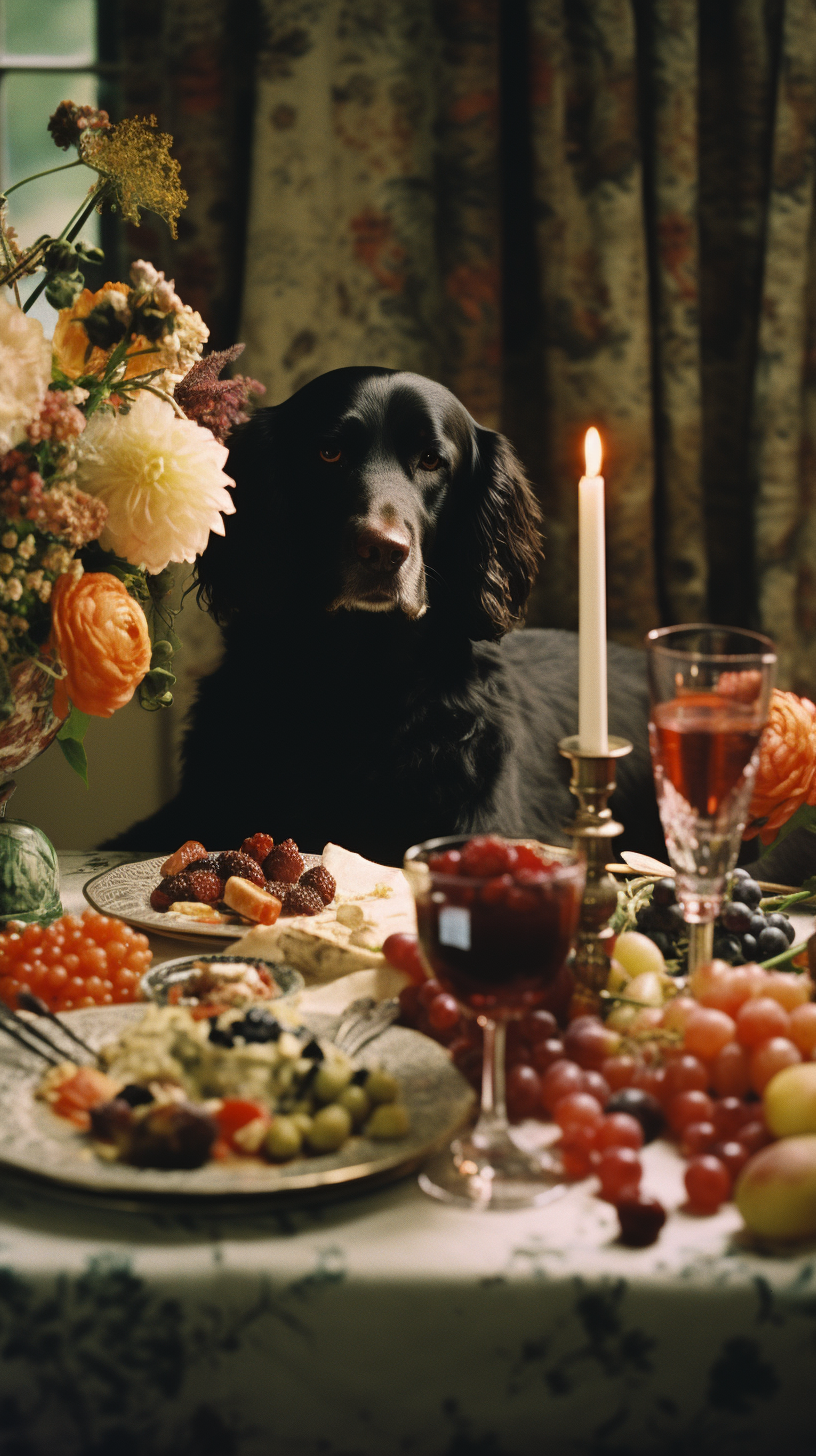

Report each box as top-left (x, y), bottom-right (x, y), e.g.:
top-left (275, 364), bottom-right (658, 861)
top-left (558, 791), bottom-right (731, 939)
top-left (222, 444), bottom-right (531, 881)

top-left (114, 367), bottom-right (663, 864)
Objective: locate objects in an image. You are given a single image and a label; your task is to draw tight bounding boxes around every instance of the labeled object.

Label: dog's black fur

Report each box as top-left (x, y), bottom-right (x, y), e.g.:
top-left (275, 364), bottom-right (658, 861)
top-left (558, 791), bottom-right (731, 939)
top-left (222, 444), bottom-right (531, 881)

top-left (112, 367), bottom-right (664, 864)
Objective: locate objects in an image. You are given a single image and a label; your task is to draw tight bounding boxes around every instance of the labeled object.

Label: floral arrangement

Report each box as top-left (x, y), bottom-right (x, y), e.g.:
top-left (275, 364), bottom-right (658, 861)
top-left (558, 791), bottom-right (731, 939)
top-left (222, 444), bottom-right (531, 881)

top-left (744, 690), bottom-right (816, 851)
top-left (0, 102), bottom-right (263, 780)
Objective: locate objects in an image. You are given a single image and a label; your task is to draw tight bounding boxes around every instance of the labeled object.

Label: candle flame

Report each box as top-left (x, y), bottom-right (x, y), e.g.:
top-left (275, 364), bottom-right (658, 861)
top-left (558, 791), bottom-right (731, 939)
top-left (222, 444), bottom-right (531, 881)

top-left (584, 427), bottom-right (603, 478)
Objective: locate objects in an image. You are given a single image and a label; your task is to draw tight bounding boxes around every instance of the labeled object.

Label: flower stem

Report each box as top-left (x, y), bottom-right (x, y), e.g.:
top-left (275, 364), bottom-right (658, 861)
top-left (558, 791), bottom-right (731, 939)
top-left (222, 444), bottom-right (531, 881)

top-left (131, 382), bottom-right (187, 418)
top-left (22, 184), bottom-right (108, 314)
top-left (1, 159), bottom-right (84, 197)
top-left (760, 939), bottom-right (810, 970)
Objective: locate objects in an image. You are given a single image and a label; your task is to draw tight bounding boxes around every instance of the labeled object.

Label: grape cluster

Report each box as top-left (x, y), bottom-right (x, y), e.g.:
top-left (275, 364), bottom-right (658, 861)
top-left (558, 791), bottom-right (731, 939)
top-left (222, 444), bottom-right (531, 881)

top-left (634, 868), bottom-right (796, 967)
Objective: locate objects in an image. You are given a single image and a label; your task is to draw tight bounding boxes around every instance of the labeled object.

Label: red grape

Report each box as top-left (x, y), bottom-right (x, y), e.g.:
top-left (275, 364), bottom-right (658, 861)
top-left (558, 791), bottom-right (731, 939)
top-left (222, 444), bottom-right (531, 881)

top-left (563, 1017), bottom-right (620, 1070)
top-left (712, 1096), bottom-right (752, 1140)
top-left (594, 1113), bottom-right (644, 1152)
top-left (597, 1146), bottom-right (643, 1202)
top-left (561, 1147), bottom-right (593, 1180)
top-left (540, 1059), bottom-right (586, 1114)
top-left (736, 1119), bottom-right (772, 1154)
top-left (382, 932), bottom-right (427, 985)
top-left (417, 978), bottom-right (444, 1010)
top-left (663, 1054), bottom-right (708, 1100)
top-left (506, 1064), bottom-right (542, 1121)
top-left (519, 1008), bottom-right (559, 1044)
top-left (531, 1038), bottom-right (566, 1074)
top-left (788, 1002), bottom-right (816, 1056)
top-left (749, 1036), bottom-right (801, 1094)
top-left (735, 997), bottom-right (790, 1049)
top-left (600, 1054), bottom-right (638, 1091)
top-left (553, 1092), bottom-right (603, 1135)
top-left (680, 1120), bottom-right (717, 1157)
top-left (712, 1140), bottom-right (750, 1181)
top-left (667, 1089), bottom-right (715, 1134)
top-left (616, 1193), bottom-right (667, 1247)
top-left (709, 1040), bottom-right (751, 1098)
top-left (427, 993), bottom-right (461, 1032)
top-left (582, 1070), bottom-right (611, 1104)
top-left (683, 1007), bottom-right (736, 1059)
top-left (684, 1154), bottom-right (730, 1213)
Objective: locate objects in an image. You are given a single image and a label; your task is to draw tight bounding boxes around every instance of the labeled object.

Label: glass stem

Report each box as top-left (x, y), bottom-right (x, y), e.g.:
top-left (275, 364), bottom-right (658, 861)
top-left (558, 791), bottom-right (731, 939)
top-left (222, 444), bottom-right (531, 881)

top-left (687, 921), bottom-right (714, 976)
top-left (474, 1017), bottom-right (509, 1141)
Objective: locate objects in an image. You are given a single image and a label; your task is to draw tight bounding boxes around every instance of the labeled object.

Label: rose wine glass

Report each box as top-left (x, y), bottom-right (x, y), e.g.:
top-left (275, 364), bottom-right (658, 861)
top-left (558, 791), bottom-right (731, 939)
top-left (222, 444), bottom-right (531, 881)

top-left (645, 625), bottom-right (776, 971)
top-left (403, 835), bottom-right (585, 1210)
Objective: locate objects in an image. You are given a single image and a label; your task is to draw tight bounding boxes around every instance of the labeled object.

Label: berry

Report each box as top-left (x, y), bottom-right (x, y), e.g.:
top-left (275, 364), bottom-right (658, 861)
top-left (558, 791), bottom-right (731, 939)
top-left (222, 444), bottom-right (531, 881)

top-left (757, 926), bottom-right (789, 960)
top-left (531, 1037), bottom-right (566, 1073)
top-left (712, 1140), bottom-right (750, 1181)
top-left (594, 1113), bottom-right (643, 1152)
top-left (582, 1070), bottom-right (611, 1104)
top-left (680, 1121), bottom-right (717, 1157)
top-left (427, 849), bottom-right (463, 875)
top-left (185, 868), bottom-right (224, 904)
top-left (158, 871), bottom-right (196, 902)
top-left (616, 1193), bottom-right (667, 1247)
top-left (667, 1089), bottom-right (715, 1134)
top-left (605, 1088), bottom-right (664, 1143)
top-left (427, 993), bottom-right (461, 1032)
top-left (735, 996), bottom-right (790, 1048)
top-left (662, 1054), bottom-right (708, 1100)
top-left (652, 877), bottom-right (677, 907)
top-left (712, 1096), bottom-right (752, 1140)
top-left (261, 840), bottom-right (304, 884)
top-left (299, 865), bottom-right (337, 905)
top-left (749, 1036), bottom-right (801, 1093)
top-left (519, 1009), bottom-right (558, 1044)
top-left (563, 1016), bottom-right (620, 1070)
top-left (282, 885), bottom-right (324, 917)
top-left (216, 851), bottom-right (266, 887)
top-left (506, 1064), bottom-right (543, 1120)
top-left (597, 1146), bottom-right (642, 1201)
top-left (266, 881), bottom-right (290, 905)
top-left (766, 912), bottom-right (796, 944)
top-left (553, 1091), bottom-right (603, 1135)
top-left (150, 887), bottom-right (172, 912)
top-left (730, 878), bottom-right (762, 909)
top-left (540, 1058), bottom-right (586, 1114)
top-left (600, 1054), bottom-right (638, 1091)
top-left (382, 932), bottom-right (427, 984)
top-left (683, 1007), bottom-right (736, 1059)
top-left (720, 900), bottom-right (753, 934)
top-left (240, 832), bottom-right (276, 865)
top-left (459, 835), bottom-right (518, 878)
top-left (684, 1155), bottom-right (731, 1212)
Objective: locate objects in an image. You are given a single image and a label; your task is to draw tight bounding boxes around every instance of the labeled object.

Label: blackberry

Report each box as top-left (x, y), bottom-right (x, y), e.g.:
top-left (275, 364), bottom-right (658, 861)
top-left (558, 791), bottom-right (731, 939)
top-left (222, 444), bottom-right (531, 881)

top-left (216, 850), bottom-right (265, 887)
top-left (240, 832), bottom-right (276, 865)
top-left (232, 1009), bottom-right (282, 1043)
top-left (157, 871), bottom-right (196, 902)
top-left (185, 868), bottom-right (224, 904)
top-left (265, 880), bottom-right (290, 905)
top-left (283, 884), bottom-right (324, 916)
top-left (262, 839), bottom-right (304, 884)
top-left (299, 865), bottom-right (337, 905)
top-left (150, 886), bottom-right (173, 912)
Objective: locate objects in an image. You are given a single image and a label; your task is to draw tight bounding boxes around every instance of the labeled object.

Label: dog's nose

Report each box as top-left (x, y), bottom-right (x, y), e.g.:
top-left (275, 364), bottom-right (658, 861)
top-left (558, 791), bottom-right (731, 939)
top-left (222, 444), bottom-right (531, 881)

top-left (355, 524), bottom-right (410, 574)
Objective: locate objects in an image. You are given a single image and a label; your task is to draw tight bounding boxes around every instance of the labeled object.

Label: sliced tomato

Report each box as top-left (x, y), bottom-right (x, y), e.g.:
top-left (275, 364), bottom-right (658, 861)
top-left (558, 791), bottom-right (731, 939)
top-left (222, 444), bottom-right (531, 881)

top-left (52, 1066), bottom-right (116, 1126)
top-left (214, 1098), bottom-right (269, 1144)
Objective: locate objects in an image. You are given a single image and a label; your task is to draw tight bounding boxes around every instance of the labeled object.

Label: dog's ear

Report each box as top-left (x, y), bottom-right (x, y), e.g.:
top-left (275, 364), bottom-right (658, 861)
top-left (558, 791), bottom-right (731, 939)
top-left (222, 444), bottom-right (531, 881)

top-left (432, 427), bottom-right (543, 641)
top-left (195, 411), bottom-right (276, 625)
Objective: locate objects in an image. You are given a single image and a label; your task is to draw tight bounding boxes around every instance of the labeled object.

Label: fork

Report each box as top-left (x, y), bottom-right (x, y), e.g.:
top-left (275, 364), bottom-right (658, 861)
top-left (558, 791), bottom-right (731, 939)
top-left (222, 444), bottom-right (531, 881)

top-left (330, 996), bottom-right (401, 1056)
top-left (0, 993), bottom-right (102, 1068)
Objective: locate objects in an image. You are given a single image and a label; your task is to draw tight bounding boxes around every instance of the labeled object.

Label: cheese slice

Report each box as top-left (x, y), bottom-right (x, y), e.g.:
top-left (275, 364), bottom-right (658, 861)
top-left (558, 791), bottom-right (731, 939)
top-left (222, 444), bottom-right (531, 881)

top-left (229, 843), bottom-right (417, 983)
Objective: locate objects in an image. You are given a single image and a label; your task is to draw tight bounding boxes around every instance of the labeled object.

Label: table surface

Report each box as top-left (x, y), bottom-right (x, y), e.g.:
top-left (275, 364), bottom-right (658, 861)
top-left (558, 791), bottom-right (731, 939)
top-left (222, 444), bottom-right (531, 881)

top-left (0, 853), bottom-right (814, 1456)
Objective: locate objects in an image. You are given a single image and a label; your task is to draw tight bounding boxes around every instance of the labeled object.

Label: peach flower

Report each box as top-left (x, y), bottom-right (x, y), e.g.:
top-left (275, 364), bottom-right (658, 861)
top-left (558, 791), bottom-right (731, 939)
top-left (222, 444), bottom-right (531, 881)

top-left (50, 568), bottom-right (151, 719)
top-left (744, 690), bottom-right (816, 844)
top-left (52, 282), bottom-right (153, 382)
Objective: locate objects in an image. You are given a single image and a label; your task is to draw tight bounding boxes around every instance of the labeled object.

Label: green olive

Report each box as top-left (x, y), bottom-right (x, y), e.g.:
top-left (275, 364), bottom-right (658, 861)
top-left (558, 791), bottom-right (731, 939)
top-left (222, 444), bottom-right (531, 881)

top-left (364, 1069), bottom-right (400, 1105)
top-left (364, 1103), bottom-right (411, 1140)
top-left (291, 1112), bottom-right (313, 1138)
top-left (265, 1116), bottom-right (303, 1161)
top-left (338, 1084), bottom-right (371, 1127)
top-left (306, 1103), bottom-right (353, 1153)
top-left (313, 1059), bottom-right (354, 1104)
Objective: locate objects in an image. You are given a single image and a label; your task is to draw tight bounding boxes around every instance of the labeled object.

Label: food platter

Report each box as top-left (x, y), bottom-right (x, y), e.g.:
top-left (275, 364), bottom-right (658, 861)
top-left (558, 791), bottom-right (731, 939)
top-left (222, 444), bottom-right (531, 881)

top-left (0, 1003), bottom-right (475, 1202)
top-left (83, 853), bottom-right (321, 944)
top-left (139, 953), bottom-right (305, 1005)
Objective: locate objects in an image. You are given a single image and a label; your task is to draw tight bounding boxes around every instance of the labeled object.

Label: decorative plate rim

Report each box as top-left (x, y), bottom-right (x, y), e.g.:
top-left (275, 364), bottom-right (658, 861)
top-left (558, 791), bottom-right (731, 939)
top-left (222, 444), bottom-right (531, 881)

top-left (140, 953), bottom-right (305, 1005)
top-left (0, 1003), bottom-right (475, 1201)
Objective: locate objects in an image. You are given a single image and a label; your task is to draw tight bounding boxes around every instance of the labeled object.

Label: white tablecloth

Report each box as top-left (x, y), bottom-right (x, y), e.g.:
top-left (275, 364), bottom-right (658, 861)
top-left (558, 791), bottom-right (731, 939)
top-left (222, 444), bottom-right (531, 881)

top-left (0, 855), bottom-right (813, 1455)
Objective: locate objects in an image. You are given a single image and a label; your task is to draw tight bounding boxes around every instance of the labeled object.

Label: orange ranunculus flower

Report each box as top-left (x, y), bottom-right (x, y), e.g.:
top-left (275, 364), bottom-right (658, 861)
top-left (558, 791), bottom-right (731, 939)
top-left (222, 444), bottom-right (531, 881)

top-left (50, 570), bottom-right (151, 719)
top-left (744, 690), bottom-right (816, 844)
top-left (52, 281), bottom-right (153, 381)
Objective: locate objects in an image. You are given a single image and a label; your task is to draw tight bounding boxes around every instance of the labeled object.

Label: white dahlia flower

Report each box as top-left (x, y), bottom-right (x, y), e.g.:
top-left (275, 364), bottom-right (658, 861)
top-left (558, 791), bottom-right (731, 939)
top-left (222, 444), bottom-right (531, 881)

top-left (75, 390), bottom-right (235, 573)
top-left (0, 293), bottom-right (53, 454)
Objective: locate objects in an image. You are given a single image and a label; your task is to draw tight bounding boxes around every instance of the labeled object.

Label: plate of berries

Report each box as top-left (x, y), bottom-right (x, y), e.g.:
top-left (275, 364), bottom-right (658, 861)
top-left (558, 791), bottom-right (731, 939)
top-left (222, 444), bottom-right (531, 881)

top-left (83, 834), bottom-right (333, 946)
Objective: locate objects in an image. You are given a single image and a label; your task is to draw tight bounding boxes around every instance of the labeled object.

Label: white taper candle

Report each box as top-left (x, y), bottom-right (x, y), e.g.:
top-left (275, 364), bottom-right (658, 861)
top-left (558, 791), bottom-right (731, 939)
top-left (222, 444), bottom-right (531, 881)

top-left (578, 427), bottom-right (608, 753)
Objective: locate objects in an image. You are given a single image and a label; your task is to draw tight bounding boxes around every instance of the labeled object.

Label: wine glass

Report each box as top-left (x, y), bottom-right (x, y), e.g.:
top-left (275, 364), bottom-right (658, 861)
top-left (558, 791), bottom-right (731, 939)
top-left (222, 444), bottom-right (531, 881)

top-left (403, 835), bottom-right (585, 1210)
top-left (645, 625), bottom-right (776, 970)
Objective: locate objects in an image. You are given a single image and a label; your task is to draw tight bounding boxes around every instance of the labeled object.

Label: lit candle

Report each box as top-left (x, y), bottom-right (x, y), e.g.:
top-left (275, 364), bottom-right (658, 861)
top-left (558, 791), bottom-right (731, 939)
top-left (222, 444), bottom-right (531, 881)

top-left (578, 427), bottom-right (608, 753)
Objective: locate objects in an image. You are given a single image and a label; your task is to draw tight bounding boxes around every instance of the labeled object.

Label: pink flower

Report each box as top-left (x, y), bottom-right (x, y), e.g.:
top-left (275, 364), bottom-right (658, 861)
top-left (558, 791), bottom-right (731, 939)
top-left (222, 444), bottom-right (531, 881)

top-left (174, 344), bottom-right (265, 443)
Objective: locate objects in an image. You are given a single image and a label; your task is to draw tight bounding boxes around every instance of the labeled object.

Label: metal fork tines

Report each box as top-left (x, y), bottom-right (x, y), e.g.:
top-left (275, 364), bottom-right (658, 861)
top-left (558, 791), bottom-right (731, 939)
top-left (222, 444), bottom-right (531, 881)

top-left (332, 996), bottom-right (401, 1057)
top-left (0, 995), bottom-right (98, 1068)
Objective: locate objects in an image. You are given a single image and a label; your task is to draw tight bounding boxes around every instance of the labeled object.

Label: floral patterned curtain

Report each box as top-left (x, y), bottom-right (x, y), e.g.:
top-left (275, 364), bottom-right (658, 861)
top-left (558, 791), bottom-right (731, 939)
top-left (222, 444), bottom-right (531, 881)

top-left (122, 0), bottom-right (816, 692)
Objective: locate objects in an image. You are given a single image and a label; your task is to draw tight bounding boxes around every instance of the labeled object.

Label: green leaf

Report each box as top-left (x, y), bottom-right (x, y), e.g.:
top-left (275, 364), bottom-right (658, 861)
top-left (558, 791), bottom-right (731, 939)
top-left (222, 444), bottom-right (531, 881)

top-left (57, 734), bottom-right (88, 785)
top-left (56, 705), bottom-right (90, 745)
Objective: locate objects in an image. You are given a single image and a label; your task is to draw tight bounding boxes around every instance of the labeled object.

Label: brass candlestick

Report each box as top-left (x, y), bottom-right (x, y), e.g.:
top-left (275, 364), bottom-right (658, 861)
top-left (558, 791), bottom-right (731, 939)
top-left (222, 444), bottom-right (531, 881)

top-left (558, 735), bottom-right (633, 1014)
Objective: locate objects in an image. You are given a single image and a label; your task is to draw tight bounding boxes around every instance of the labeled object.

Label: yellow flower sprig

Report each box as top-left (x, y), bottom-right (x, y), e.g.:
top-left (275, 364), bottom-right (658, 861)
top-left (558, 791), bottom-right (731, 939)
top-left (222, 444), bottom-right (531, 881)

top-left (80, 117), bottom-right (188, 239)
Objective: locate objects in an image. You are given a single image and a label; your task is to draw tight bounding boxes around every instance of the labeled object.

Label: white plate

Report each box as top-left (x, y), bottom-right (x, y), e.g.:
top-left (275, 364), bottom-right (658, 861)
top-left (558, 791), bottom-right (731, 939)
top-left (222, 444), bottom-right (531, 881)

top-left (140, 953), bottom-right (305, 1005)
top-left (83, 853), bottom-right (321, 945)
top-left (0, 1003), bottom-right (475, 1202)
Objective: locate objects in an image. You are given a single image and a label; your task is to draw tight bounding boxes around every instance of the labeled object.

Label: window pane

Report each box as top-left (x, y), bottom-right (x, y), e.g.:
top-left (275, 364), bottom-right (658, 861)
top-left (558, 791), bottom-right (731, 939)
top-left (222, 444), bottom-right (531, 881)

top-left (1, 71), bottom-right (100, 328)
top-left (1, 0), bottom-right (95, 60)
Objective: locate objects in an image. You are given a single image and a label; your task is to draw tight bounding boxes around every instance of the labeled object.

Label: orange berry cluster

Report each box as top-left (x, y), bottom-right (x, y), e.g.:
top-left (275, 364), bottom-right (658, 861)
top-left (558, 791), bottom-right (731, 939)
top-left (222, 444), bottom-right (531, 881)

top-left (0, 910), bottom-right (151, 1012)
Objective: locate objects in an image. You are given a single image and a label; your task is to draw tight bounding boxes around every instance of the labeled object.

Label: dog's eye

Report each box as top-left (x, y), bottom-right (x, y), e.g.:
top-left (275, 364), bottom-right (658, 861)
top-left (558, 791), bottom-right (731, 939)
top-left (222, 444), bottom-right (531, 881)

top-left (319, 446), bottom-right (342, 463)
top-left (419, 452), bottom-right (440, 471)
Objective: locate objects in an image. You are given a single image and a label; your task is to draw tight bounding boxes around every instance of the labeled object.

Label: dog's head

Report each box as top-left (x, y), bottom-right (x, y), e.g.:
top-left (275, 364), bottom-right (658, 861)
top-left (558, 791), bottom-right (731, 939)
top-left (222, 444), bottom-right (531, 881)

top-left (197, 367), bottom-right (542, 641)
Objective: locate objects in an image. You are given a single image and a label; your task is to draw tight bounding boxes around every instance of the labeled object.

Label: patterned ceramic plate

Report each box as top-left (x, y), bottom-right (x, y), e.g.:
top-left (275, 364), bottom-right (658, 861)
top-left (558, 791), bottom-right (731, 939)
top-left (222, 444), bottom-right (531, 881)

top-left (140, 953), bottom-right (305, 1006)
top-left (0, 1004), bottom-right (475, 1202)
top-left (83, 853), bottom-right (321, 945)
